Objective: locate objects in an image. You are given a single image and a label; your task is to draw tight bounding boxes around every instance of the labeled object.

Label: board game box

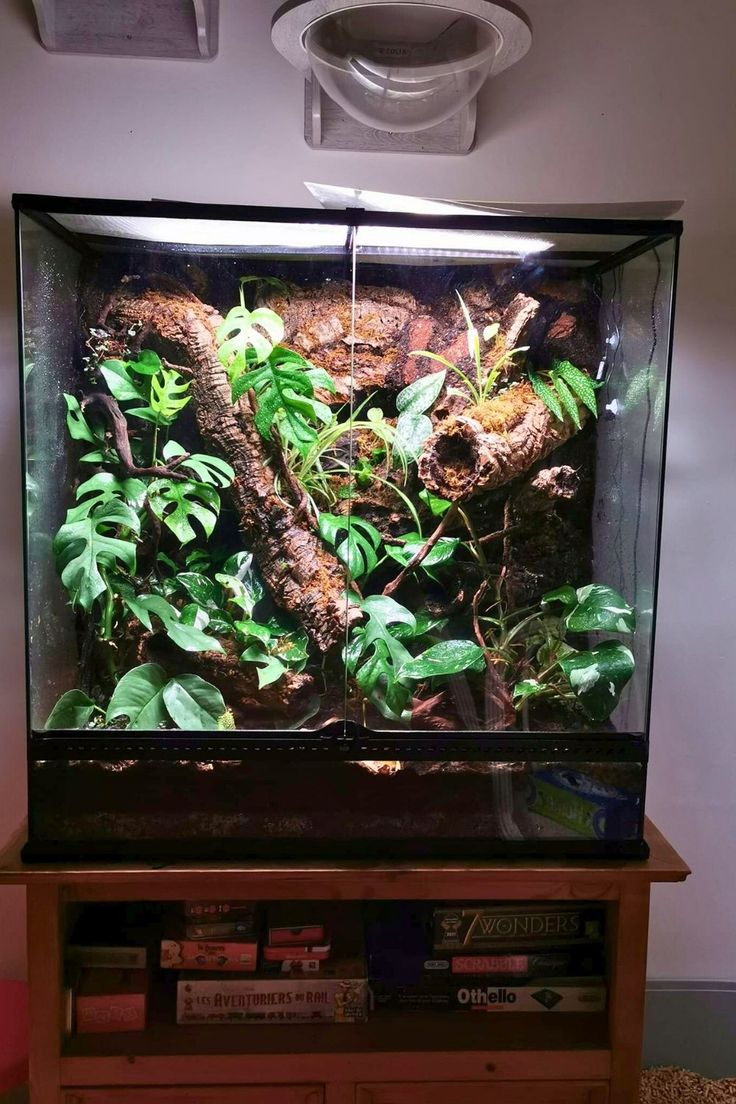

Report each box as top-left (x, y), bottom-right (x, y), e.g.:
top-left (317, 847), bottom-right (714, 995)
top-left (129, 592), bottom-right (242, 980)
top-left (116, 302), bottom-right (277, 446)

top-left (176, 958), bottom-right (367, 1024)
top-left (433, 904), bottom-right (604, 950)
top-left (370, 977), bottom-right (607, 1013)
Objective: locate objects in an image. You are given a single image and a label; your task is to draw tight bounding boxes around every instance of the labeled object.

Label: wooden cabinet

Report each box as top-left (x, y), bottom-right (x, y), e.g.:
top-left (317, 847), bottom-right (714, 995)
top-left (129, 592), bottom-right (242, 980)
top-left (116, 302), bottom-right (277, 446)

top-left (356, 1083), bottom-right (608, 1104)
top-left (0, 820), bottom-right (689, 1104)
top-left (62, 1088), bottom-right (324, 1104)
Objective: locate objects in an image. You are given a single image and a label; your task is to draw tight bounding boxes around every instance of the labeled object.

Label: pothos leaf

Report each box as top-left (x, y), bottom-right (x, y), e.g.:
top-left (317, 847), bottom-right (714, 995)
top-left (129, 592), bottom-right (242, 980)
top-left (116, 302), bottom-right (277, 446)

top-left (147, 479), bottom-right (221, 545)
top-left (419, 489), bottom-right (452, 517)
top-left (559, 640), bottom-right (635, 722)
top-left (399, 639), bottom-right (485, 681)
top-left (385, 533), bottom-right (459, 580)
top-left (543, 583), bottom-right (636, 634)
top-left (53, 501), bottom-right (140, 613)
top-left (512, 678), bottom-right (547, 704)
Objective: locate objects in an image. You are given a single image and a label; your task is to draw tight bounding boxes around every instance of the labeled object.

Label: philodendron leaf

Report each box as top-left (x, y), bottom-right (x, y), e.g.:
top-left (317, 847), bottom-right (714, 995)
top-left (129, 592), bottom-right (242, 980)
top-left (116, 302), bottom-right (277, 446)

top-left (99, 359), bottom-right (147, 403)
top-left (67, 472), bottom-right (147, 522)
top-left (318, 514), bottom-right (382, 580)
top-left (162, 674), bottom-right (227, 730)
top-left (63, 394), bottom-right (102, 444)
top-left (46, 689), bottom-right (96, 729)
top-left (147, 479), bottom-right (221, 545)
top-left (400, 640), bottom-right (485, 681)
top-left (106, 663), bottom-right (169, 730)
top-left (162, 441), bottom-right (235, 489)
top-left (559, 641), bottom-right (635, 722)
top-left (395, 411), bottom-right (433, 462)
top-left (543, 584), bottom-right (636, 634)
top-left (240, 644), bottom-right (287, 689)
top-left (53, 501), bottom-right (140, 613)
top-left (396, 370), bottom-right (446, 416)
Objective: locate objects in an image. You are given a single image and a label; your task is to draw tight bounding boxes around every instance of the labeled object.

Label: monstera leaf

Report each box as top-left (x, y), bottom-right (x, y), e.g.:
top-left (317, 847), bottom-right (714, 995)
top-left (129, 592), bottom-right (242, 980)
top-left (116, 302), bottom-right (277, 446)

top-left (67, 472), bottom-right (146, 522)
top-left (53, 501), bottom-right (139, 612)
top-left (318, 514), bottom-right (382, 580)
top-left (346, 595), bottom-right (417, 720)
top-left (147, 479), bottom-right (221, 545)
top-left (163, 441), bottom-right (235, 488)
top-left (216, 304), bottom-right (284, 379)
top-left (127, 367), bottom-right (191, 426)
top-left (232, 347), bottom-right (332, 454)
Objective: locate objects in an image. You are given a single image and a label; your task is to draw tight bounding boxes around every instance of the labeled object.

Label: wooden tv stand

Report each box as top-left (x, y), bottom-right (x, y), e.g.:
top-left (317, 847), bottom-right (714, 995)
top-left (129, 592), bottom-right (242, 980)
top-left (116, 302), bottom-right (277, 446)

top-left (0, 820), bottom-right (688, 1104)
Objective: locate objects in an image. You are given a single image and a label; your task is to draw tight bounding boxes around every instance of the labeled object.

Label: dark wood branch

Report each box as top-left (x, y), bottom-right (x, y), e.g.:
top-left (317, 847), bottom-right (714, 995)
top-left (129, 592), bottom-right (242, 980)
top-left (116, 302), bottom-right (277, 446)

top-left (81, 393), bottom-right (189, 481)
top-left (471, 580), bottom-right (515, 729)
top-left (382, 502), bottom-right (459, 598)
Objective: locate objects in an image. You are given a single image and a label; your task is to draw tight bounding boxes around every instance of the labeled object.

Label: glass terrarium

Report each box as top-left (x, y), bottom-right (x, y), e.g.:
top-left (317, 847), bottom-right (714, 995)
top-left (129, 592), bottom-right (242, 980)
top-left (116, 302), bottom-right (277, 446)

top-left (14, 195), bottom-right (680, 859)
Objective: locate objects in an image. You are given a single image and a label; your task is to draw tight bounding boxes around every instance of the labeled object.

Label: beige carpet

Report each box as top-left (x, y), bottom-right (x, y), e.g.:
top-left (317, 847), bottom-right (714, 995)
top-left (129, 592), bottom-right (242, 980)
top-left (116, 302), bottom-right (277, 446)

top-left (642, 1068), bottom-right (736, 1103)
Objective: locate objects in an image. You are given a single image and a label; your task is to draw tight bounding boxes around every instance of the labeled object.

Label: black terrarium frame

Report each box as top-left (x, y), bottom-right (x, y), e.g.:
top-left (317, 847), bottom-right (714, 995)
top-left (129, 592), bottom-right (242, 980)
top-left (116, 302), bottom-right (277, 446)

top-left (15, 196), bottom-right (680, 860)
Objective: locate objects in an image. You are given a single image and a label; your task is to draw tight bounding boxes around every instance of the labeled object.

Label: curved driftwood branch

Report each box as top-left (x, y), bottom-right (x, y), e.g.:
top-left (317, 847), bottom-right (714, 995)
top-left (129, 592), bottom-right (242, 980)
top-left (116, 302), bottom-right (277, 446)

top-left (103, 286), bottom-right (357, 653)
top-left (418, 381), bottom-right (587, 501)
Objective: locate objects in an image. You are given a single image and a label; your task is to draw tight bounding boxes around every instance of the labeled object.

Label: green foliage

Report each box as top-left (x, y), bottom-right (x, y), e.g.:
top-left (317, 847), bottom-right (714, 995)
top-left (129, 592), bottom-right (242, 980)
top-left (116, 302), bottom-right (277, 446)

top-left (558, 641), bottom-right (635, 723)
top-left (346, 595), bottom-right (416, 720)
top-left (120, 590), bottom-right (223, 654)
top-left (63, 394), bottom-right (104, 445)
top-left (528, 359), bottom-right (599, 428)
top-left (399, 639), bottom-right (485, 681)
top-left (216, 302), bottom-right (284, 381)
top-left (127, 368), bottom-right (191, 427)
top-left (542, 583), bottom-right (636, 634)
top-left (394, 370), bottom-right (445, 461)
top-left (409, 293), bottom-right (526, 408)
top-left (488, 582), bottom-right (638, 723)
top-left (384, 532), bottom-right (459, 583)
top-left (162, 441), bottom-right (235, 488)
top-left (419, 488), bottom-right (452, 517)
top-left (53, 501), bottom-right (139, 613)
top-left (106, 663), bottom-right (227, 730)
top-left (67, 472), bottom-right (146, 523)
top-left (46, 689), bottom-right (98, 729)
top-left (147, 479), bottom-right (221, 545)
top-left (318, 513), bottom-right (382, 580)
top-left (231, 346), bottom-right (334, 454)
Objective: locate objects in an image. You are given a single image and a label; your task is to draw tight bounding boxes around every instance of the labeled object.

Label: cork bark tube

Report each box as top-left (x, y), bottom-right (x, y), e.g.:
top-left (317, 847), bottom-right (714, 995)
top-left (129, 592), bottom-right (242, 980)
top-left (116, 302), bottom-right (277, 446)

top-left (418, 381), bottom-right (586, 501)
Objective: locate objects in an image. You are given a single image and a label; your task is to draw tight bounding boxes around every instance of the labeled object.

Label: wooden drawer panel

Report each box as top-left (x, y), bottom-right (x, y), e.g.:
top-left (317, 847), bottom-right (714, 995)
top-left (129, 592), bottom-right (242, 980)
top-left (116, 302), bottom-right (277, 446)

top-left (63, 1087), bottom-right (324, 1104)
top-left (357, 1083), bottom-right (608, 1104)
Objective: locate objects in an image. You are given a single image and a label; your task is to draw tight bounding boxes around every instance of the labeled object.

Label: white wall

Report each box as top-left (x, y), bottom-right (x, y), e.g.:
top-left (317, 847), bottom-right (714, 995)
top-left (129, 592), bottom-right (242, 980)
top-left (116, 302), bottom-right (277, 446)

top-left (0, 0), bottom-right (734, 980)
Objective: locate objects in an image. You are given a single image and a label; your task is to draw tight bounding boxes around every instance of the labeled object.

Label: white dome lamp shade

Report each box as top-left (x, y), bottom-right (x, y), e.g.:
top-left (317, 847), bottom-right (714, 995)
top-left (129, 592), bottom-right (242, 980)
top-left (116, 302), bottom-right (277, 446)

top-left (271, 0), bottom-right (531, 153)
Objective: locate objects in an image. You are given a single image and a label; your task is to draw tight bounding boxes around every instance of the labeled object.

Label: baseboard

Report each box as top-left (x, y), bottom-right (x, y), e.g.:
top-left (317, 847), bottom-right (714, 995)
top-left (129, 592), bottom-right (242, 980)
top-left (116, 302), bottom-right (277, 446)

top-left (644, 980), bottom-right (736, 1077)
